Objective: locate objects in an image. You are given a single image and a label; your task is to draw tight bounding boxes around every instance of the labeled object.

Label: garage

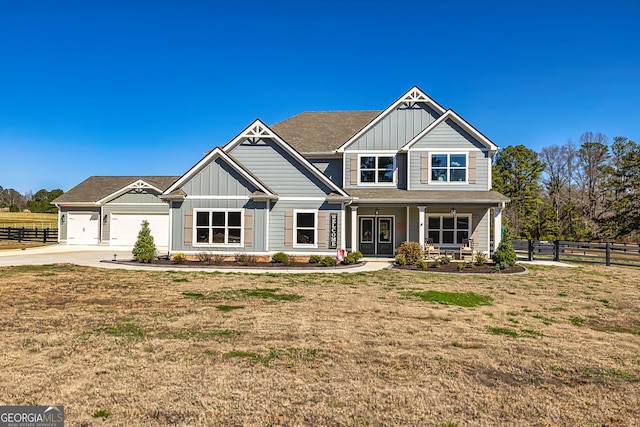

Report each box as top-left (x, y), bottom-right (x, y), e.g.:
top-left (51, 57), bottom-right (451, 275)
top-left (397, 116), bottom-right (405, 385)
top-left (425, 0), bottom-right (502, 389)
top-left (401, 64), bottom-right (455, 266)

top-left (67, 212), bottom-right (100, 245)
top-left (110, 213), bottom-right (169, 247)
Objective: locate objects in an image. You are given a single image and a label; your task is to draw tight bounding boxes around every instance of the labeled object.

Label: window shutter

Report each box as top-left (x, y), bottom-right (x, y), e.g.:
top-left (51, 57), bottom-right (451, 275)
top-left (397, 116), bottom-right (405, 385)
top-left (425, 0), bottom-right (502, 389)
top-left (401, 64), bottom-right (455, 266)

top-left (184, 210), bottom-right (193, 245)
top-left (350, 156), bottom-right (358, 185)
top-left (468, 152), bottom-right (477, 184)
top-left (472, 213), bottom-right (479, 246)
top-left (284, 211), bottom-right (293, 246)
top-left (420, 153), bottom-right (429, 183)
top-left (244, 210), bottom-right (253, 247)
top-left (317, 212), bottom-right (327, 247)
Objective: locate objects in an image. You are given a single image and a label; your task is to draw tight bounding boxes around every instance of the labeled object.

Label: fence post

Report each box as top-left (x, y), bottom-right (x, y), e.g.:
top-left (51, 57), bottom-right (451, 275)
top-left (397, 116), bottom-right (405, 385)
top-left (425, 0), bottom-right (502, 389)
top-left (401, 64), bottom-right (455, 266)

top-left (18, 227), bottom-right (24, 242)
top-left (43, 228), bottom-right (49, 243)
top-left (554, 240), bottom-right (560, 262)
top-left (606, 242), bottom-right (611, 266)
top-left (528, 239), bottom-right (533, 261)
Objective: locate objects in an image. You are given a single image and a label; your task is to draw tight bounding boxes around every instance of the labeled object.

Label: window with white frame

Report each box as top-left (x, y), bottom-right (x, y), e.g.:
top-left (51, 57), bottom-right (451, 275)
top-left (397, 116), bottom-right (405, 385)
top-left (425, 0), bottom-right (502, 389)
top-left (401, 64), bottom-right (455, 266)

top-left (294, 210), bottom-right (317, 246)
top-left (195, 209), bottom-right (243, 245)
top-left (431, 153), bottom-right (467, 182)
top-left (427, 215), bottom-right (470, 245)
top-left (359, 155), bottom-right (395, 184)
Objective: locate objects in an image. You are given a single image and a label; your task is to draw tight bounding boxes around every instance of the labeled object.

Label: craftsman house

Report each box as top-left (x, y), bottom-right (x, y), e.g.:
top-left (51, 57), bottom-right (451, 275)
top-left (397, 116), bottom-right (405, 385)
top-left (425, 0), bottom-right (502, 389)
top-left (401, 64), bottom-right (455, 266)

top-left (54, 86), bottom-right (509, 257)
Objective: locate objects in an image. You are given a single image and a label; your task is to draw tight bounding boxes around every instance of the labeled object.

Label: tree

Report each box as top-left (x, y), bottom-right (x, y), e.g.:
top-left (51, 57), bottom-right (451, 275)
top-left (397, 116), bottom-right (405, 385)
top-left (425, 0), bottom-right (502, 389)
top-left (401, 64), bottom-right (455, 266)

top-left (493, 226), bottom-right (517, 267)
top-left (132, 221), bottom-right (157, 263)
top-left (26, 188), bottom-right (64, 213)
top-left (493, 145), bottom-right (545, 238)
top-left (0, 188), bottom-right (26, 210)
top-left (577, 132), bottom-right (609, 235)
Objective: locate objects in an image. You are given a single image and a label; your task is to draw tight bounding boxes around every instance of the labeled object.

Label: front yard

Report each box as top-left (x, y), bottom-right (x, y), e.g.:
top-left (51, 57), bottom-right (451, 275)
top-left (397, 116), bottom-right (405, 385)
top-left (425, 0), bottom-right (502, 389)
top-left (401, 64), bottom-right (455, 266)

top-left (0, 264), bottom-right (638, 426)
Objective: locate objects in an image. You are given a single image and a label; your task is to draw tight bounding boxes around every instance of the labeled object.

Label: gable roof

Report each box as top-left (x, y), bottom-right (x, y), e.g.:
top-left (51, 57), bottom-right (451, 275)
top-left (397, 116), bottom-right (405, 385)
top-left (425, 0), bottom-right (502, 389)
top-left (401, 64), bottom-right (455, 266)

top-left (400, 109), bottom-right (499, 152)
top-left (270, 111), bottom-right (380, 153)
top-left (52, 176), bottom-right (180, 205)
top-left (222, 119), bottom-right (351, 198)
top-left (162, 147), bottom-right (276, 198)
top-left (336, 86), bottom-right (447, 153)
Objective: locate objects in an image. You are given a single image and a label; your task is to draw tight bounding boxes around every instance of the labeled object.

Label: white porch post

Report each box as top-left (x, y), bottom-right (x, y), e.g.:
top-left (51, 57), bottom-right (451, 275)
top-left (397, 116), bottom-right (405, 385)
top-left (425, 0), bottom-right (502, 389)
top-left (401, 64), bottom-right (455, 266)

top-left (350, 206), bottom-right (358, 252)
top-left (493, 207), bottom-right (502, 254)
top-left (340, 203), bottom-right (346, 250)
top-left (418, 206), bottom-right (426, 245)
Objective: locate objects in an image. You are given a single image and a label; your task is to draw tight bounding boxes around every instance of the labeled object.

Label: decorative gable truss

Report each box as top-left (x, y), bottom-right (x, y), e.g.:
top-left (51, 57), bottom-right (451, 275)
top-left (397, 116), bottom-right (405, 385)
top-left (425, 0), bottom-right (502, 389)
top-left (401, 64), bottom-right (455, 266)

top-left (97, 179), bottom-right (165, 205)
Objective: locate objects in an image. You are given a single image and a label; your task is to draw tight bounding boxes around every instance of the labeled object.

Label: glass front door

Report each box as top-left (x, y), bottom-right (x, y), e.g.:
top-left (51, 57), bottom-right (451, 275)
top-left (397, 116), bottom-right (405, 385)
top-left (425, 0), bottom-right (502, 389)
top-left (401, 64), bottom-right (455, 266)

top-left (359, 216), bottom-right (394, 256)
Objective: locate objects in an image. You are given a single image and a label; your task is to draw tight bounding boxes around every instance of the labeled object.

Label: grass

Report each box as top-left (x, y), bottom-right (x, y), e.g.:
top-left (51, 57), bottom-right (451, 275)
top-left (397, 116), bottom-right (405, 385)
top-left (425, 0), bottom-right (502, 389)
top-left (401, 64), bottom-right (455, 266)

top-left (0, 212), bottom-right (58, 228)
top-left (0, 264), bottom-right (638, 425)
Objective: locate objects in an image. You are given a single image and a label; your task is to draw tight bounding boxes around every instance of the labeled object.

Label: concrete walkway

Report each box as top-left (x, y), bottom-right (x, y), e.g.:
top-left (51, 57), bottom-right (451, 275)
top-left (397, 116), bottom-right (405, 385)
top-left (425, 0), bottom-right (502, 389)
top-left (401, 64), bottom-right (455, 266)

top-left (0, 245), bottom-right (393, 273)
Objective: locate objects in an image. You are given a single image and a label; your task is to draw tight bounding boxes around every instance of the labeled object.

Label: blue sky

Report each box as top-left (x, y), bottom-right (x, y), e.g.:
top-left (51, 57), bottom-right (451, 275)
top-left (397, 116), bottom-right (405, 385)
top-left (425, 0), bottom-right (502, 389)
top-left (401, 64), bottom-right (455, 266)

top-left (1, 0), bottom-right (638, 194)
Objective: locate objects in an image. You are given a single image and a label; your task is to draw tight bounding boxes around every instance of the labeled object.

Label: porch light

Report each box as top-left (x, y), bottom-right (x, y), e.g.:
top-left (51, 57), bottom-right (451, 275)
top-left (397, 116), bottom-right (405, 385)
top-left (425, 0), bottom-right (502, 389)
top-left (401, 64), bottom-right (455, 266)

top-left (60, 214), bottom-right (65, 224)
top-left (103, 214), bottom-right (108, 223)
top-left (450, 207), bottom-right (457, 217)
top-left (375, 208), bottom-right (379, 216)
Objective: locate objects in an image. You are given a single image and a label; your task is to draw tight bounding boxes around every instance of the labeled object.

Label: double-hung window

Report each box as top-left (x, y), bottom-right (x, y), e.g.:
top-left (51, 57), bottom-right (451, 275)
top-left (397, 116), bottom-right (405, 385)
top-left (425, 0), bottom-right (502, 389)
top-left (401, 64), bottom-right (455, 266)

top-left (195, 209), bottom-right (243, 246)
top-left (427, 215), bottom-right (470, 245)
top-left (431, 153), bottom-right (467, 183)
top-left (294, 210), bottom-right (317, 247)
top-left (359, 155), bottom-right (395, 184)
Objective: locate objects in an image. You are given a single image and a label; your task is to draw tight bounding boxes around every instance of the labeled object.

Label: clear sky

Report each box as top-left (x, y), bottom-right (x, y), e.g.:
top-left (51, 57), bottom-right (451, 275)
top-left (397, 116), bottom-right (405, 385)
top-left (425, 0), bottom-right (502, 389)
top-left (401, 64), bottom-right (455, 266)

top-left (1, 0), bottom-right (638, 195)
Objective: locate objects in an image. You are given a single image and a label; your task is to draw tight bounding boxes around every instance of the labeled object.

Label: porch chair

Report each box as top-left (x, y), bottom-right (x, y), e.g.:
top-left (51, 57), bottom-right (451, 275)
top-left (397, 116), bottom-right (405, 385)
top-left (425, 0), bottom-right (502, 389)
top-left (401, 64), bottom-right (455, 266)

top-left (459, 238), bottom-right (474, 261)
top-left (424, 238), bottom-right (441, 259)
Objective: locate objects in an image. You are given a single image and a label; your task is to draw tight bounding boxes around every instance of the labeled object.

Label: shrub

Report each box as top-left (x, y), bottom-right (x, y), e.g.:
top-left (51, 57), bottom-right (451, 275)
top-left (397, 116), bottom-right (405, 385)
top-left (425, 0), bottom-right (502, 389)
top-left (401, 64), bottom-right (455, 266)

top-left (172, 252), bottom-right (187, 264)
top-left (320, 256), bottom-right (337, 267)
top-left (211, 254), bottom-right (226, 265)
top-left (196, 252), bottom-right (213, 264)
top-left (342, 253), bottom-right (357, 265)
top-left (308, 254), bottom-right (322, 263)
top-left (473, 250), bottom-right (489, 266)
top-left (235, 253), bottom-right (258, 265)
top-left (415, 259), bottom-right (428, 270)
top-left (457, 263), bottom-right (465, 272)
top-left (132, 220), bottom-right (157, 263)
top-left (433, 259), bottom-right (442, 268)
top-left (493, 227), bottom-right (517, 267)
top-left (395, 253), bottom-right (407, 266)
top-left (440, 255), bottom-right (451, 265)
top-left (272, 252), bottom-right (289, 264)
top-left (352, 251), bottom-right (363, 261)
top-left (396, 241), bottom-right (424, 265)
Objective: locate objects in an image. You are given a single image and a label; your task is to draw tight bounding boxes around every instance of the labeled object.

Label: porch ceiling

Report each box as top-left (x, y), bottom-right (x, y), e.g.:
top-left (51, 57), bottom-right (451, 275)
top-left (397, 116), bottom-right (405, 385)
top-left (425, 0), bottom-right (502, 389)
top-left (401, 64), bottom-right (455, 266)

top-left (347, 189), bottom-right (510, 205)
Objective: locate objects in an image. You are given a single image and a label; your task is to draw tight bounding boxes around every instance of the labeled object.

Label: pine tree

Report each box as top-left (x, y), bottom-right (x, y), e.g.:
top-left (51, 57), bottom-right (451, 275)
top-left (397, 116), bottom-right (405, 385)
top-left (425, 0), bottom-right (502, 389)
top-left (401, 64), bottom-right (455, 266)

top-left (493, 226), bottom-right (517, 267)
top-left (132, 220), bottom-right (157, 263)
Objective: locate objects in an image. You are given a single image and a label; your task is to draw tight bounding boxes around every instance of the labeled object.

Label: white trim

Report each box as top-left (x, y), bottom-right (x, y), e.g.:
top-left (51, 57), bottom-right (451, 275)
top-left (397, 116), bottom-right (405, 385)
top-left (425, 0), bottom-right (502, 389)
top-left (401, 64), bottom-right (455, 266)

top-left (340, 203), bottom-right (346, 250)
top-left (265, 200), bottom-right (270, 251)
top-left (428, 153), bottom-right (469, 185)
top-left (345, 150), bottom-right (399, 154)
top-left (336, 86), bottom-right (446, 153)
top-left (350, 206), bottom-right (358, 252)
top-left (293, 209), bottom-right (318, 248)
top-left (401, 109), bottom-right (498, 152)
top-left (192, 208), bottom-right (245, 247)
top-left (163, 147), bottom-right (275, 197)
top-left (426, 213), bottom-right (472, 246)
top-left (104, 202), bottom-right (167, 206)
top-left (357, 154), bottom-right (397, 186)
top-left (222, 119), bottom-right (350, 198)
top-left (185, 195), bottom-right (251, 200)
top-left (96, 179), bottom-right (164, 205)
top-left (277, 197), bottom-right (328, 201)
top-left (168, 202), bottom-right (173, 253)
top-left (409, 147), bottom-right (481, 153)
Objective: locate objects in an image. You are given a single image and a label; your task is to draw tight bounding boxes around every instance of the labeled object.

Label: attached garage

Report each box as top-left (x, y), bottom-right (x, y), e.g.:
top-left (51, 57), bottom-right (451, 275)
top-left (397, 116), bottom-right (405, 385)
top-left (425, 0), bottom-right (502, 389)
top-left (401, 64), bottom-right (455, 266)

top-left (67, 212), bottom-right (100, 245)
top-left (110, 213), bottom-right (169, 247)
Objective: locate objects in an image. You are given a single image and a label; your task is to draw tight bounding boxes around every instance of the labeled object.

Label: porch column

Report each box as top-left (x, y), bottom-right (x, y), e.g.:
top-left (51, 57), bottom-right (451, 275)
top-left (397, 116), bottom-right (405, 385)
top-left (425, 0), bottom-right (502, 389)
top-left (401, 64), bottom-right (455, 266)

top-left (493, 207), bottom-right (502, 254)
top-left (417, 206), bottom-right (426, 245)
top-left (340, 203), bottom-right (346, 250)
top-left (350, 205), bottom-right (358, 252)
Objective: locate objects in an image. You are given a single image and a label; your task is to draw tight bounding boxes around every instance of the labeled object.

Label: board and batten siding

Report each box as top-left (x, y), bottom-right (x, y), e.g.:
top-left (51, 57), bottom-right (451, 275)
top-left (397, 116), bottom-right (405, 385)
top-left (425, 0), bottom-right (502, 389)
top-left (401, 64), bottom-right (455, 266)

top-left (181, 156), bottom-right (256, 197)
top-left (228, 140), bottom-right (333, 197)
top-left (310, 158), bottom-right (343, 187)
top-left (347, 104), bottom-right (440, 151)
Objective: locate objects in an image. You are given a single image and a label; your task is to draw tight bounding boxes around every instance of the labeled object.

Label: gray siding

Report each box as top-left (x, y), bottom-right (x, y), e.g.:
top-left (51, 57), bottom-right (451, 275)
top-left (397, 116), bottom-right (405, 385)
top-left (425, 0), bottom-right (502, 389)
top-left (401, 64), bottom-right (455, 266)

top-left (347, 104), bottom-right (439, 151)
top-left (182, 156), bottom-right (256, 196)
top-left (421, 207), bottom-right (490, 253)
top-left (310, 158), bottom-right (343, 187)
top-left (410, 118), bottom-right (488, 150)
top-left (408, 150), bottom-right (490, 190)
top-left (229, 139), bottom-right (333, 197)
top-left (110, 191), bottom-right (165, 204)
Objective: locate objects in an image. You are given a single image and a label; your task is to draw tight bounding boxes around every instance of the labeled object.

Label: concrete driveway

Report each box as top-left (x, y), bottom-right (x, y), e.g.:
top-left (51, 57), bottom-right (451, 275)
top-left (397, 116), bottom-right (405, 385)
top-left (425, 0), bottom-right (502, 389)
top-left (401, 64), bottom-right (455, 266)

top-left (0, 245), bottom-right (393, 273)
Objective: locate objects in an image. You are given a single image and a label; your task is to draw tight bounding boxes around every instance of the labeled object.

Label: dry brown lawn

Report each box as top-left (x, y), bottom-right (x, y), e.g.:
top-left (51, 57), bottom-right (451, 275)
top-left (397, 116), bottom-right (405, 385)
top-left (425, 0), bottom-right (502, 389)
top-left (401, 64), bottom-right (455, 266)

top-left (0, 263), bottom-right (639, 426)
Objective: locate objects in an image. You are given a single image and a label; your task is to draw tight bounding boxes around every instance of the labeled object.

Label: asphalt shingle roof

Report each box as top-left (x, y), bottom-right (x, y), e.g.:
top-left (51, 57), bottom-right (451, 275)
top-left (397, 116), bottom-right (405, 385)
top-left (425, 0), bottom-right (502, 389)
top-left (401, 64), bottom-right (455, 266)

top-left (52, 176), bottom-right (179, 204)
top-left (346, 189), bottom-right (510, 204)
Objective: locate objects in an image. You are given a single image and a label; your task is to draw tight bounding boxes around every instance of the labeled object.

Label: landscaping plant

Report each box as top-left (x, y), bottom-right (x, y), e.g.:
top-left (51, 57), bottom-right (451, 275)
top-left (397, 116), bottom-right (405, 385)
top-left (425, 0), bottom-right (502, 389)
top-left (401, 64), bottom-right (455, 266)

top-left (132, 220), bottom-right (157, 263)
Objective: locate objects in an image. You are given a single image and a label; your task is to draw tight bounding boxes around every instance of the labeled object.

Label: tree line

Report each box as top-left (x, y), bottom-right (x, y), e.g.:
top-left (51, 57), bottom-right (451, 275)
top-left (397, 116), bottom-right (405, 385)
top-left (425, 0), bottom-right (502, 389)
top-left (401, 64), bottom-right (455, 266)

top-left (493, 132), bottom-right (639, 242)
top-left (0, 186), bottom-right (63, 213)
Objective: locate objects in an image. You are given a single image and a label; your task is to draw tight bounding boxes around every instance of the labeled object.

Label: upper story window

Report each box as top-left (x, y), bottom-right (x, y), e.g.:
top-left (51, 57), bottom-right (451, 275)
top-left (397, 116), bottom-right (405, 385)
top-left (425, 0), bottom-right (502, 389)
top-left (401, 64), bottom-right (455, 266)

top-left (431, 153), bottom-right (467, 183)
top-left (294, 210), bottom-right (317, 247)
top-left (195, 209), bottom-right (243, 246)
top-left (359, 155), bottom-right (395, 184)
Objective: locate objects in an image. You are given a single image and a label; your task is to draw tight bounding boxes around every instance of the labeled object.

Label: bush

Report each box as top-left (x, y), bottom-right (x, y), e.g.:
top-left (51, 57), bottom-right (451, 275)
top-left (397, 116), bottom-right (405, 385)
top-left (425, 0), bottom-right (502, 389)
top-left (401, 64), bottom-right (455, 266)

top-left (132, 220), bottom-right (157, 263)
top-left (493, 227), bottom-right (517, 267)
top-left (320, 256), bottom-right (337, 267)
top-left (172, 252), bottom-right (187, 264)
top-left (235, 253), bottom-right (258, 265)
top-left (396, 241), bottom-right (424, 265)
top-left (473, 250), bottom-right (489, 266)
top-left (352, 251), bottom-right (363, 261)
top-left (308, 254), bottom-right (322, 263)
top-left (211, 254), bottom-right (226, 265)
top-left (415, 259), bottom-right (428, 270)
top-left (342, 253), bottom-right (356, 265)
top-left (196, 252), bottom-right (213, 264)
top-left (457, 263), bottom-right (465, 272)
top-left (440, 255), bottom-right (451, 265)
top-left (395, 253), bottom-right (407, 266)
top-left (272, 252), bottom-right (289, 264)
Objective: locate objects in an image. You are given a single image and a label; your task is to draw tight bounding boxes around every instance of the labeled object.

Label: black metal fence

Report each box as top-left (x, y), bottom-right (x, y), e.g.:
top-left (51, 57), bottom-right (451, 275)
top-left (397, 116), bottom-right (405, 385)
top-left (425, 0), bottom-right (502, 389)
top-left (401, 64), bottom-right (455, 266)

top-left (513, 240), bottom-right (640, 267)
top-left (0, 227), bottom-right (58, 243)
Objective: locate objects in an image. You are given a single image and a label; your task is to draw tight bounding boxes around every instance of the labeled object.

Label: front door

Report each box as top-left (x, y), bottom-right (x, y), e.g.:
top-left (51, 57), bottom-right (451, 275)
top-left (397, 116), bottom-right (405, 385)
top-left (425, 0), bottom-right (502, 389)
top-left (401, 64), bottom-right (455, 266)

top-left (359, 216), bottom-right (394, 256)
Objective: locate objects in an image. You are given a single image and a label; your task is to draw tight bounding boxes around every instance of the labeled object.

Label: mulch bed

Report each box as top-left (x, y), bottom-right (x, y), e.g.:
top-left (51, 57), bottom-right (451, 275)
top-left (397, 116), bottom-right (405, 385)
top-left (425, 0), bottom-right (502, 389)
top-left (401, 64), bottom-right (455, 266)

top-left (394, 262), bottom-right (526, 274)
top-left (108, 258), bottom-right (362, 269)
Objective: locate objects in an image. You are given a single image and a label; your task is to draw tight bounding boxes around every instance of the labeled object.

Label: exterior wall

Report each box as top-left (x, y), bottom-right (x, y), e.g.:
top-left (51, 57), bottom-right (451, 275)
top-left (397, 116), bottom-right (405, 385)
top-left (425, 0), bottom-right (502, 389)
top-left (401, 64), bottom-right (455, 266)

top-left (347, 104), bottom-right (440, 151)
top-left (181, 157), bottom-right (255, 197)
top-left (408, 119), bottom-right (491, 190)
top-left (58, 206), bottom-right (100, 242)
top-left (102, 200), bottom-right (169, 242)
top-left (310, 158), bottom-right (343, 187)
top-left (422, 206), bottom-right (491, 253)
top-left (229, 139), bottom-right (333, 197)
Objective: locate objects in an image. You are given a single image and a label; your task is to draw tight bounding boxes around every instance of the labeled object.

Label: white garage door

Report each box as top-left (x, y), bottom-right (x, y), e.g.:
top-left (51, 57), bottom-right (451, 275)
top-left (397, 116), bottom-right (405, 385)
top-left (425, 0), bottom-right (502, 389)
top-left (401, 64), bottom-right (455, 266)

top-left (111, 213), bottom-right (169, 247)
top-left (67, 212), bottom-right (100, 245)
